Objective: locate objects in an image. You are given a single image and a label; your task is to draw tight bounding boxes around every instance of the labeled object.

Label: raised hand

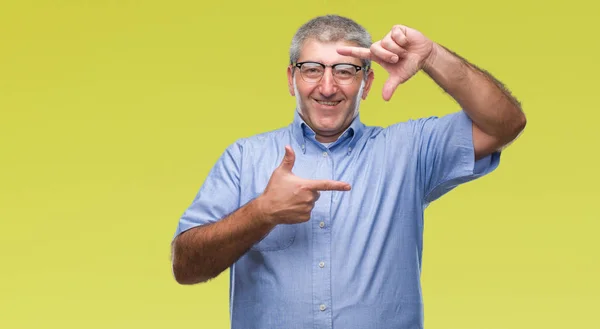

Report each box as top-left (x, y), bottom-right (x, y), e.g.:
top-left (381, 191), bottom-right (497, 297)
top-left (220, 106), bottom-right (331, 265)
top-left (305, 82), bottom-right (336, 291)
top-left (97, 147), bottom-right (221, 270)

top-left (337, 25), bottom-right (435, 101)
top-left (257, 146), bottom-right (351, 225)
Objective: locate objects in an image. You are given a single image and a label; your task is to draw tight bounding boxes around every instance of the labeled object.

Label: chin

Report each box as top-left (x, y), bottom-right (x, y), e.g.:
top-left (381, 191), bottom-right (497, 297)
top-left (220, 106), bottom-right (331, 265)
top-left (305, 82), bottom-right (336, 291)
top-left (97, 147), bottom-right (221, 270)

top-left (313, 117), bottom-right (343, 130)
top-left (318, 121), bottom-right (352, 137)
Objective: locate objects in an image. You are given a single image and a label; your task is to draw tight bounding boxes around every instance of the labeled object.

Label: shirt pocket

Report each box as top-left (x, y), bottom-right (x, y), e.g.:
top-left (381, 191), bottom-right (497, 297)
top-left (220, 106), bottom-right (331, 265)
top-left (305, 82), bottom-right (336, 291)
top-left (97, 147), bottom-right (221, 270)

top-left (250, 224), bottom-right (297, 252)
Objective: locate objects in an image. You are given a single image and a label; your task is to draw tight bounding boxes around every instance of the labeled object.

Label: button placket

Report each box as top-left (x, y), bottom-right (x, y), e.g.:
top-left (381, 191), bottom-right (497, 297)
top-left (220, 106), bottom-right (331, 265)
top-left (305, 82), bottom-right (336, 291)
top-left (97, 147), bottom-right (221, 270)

top-left (311, 145), bottom-right (334, 328)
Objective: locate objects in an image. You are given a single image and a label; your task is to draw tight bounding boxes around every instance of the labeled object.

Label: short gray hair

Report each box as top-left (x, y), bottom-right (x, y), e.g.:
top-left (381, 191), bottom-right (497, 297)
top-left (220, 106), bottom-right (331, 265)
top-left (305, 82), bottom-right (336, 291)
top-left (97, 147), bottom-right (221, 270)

top-left (289, 15), bottom-right (372, 72)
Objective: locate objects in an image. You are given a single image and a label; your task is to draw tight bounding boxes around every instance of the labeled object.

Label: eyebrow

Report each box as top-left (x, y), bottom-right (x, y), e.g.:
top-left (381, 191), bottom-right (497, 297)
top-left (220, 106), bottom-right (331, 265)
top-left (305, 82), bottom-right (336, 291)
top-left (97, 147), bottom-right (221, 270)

top-left (298, 61), bottom-right (361, 66)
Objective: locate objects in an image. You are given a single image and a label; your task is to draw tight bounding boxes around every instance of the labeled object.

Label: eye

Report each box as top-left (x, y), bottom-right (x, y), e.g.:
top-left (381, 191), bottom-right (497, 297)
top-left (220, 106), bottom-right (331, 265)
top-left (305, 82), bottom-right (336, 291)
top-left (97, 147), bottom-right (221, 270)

top-left (301, 64), bottom-right (324, 77)
top-left (334, 65), bottom-right (356, 78)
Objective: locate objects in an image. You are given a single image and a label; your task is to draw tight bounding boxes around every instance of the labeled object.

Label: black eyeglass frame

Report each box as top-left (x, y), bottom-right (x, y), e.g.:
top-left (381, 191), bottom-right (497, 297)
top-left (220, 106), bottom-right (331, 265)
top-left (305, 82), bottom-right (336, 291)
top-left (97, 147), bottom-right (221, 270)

top-left (292, 61), bottom-right (370, 84)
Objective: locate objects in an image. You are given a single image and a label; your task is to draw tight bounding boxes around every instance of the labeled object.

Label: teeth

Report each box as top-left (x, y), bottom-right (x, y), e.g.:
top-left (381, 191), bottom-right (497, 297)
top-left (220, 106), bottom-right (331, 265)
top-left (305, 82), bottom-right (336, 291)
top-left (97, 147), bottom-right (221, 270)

top-left (317, 100), bottom-right (340, 106)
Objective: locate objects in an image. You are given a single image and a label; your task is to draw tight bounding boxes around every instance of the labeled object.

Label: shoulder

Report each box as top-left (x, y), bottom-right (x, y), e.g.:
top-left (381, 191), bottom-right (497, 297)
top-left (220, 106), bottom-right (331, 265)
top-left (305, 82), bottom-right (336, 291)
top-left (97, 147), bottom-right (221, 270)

top-left (362, 116), bottom-right (436, 142)
top-left (237, 125), bottom-right (290, 145)
top-left (385, 115), bottom-right (440, 133)
top-left (225, 125), bottom-right (291, 155)
top-left (382, 111), bottom-right (470, 138)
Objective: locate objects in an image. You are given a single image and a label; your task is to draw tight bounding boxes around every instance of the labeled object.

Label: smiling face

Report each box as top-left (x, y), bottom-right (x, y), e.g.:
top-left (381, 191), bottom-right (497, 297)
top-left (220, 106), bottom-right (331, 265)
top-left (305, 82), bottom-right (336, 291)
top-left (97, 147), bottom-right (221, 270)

top-left (287, 38), bottom-right (374, 143)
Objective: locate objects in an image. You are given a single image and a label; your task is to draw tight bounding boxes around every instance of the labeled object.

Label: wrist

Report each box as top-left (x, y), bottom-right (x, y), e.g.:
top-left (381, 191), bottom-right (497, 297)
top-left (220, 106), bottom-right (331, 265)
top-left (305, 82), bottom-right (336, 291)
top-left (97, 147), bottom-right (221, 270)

top-left (252, 195), bottom-right (277, 227)
top-left (423, 42), bottom-right (442, 73)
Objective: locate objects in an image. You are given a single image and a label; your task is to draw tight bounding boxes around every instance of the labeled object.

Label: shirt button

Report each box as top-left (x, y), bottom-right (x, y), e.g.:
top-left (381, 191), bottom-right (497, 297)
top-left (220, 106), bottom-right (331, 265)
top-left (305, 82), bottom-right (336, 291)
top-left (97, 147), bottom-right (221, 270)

top-left (322, 152), bottom-right (328, 157)
top-left (319, 261), bottom-right (325, 268)
top-left (319, 221), bottom-right (325, 228)
top-left (320, 304), bottom-right (327, 311)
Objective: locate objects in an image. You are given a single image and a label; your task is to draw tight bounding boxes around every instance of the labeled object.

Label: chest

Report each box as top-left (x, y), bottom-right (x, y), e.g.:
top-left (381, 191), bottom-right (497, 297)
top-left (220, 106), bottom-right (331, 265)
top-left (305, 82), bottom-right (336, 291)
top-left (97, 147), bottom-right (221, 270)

top-left (239, 142), bottom-right (422, 228)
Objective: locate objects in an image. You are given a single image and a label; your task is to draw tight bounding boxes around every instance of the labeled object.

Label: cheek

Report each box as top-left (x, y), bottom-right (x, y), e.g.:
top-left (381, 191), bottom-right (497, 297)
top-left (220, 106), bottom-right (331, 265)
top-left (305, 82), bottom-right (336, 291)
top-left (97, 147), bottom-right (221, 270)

top-left (298, 86), bottom-right (316, 102)
top-left (341, 87), bottom-right (361, 102)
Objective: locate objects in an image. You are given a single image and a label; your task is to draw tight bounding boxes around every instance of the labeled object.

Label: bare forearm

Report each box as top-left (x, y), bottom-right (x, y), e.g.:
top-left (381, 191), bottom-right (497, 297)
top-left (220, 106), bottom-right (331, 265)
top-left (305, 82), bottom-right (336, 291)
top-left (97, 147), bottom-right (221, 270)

top-left (172, 197), bottom-right (275, 285)
top-left (423, 43), bottom-right (526, 142)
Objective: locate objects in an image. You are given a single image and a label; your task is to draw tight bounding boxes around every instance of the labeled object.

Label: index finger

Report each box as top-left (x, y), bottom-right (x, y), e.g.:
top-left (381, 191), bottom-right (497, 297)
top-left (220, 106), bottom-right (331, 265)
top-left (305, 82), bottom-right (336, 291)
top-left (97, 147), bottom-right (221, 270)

top-left (305, 179), bottom-right (352, 191)
top-left (337, 46), bottom-right (372, 60)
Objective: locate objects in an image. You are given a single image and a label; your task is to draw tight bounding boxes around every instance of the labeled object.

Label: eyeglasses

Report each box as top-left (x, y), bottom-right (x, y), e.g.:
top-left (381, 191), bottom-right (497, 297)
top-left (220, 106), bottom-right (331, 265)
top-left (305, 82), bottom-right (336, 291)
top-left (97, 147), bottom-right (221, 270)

top-left (293, 61), bottom-right (367, 85)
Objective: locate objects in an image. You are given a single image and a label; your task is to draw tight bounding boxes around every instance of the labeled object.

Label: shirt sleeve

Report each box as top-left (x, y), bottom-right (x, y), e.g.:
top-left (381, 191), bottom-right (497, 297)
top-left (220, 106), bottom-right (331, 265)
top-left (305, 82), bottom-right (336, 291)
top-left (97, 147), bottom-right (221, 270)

top-left (413, 110), bottom-right (501, 204)
top-left (172, 140), bottom-right (243, 241)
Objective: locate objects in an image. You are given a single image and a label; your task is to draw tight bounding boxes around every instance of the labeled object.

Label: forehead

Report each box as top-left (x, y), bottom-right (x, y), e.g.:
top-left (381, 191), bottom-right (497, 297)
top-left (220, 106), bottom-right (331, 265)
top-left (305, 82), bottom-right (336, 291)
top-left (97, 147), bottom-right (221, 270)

top-left (297, 38), bottom-right (363, 66)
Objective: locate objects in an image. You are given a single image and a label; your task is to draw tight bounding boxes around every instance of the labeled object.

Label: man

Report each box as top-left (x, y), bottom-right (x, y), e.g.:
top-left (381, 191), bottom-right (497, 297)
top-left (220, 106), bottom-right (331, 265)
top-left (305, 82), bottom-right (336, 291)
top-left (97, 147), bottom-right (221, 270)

top-left (171, 15), bottom-right (525, 329)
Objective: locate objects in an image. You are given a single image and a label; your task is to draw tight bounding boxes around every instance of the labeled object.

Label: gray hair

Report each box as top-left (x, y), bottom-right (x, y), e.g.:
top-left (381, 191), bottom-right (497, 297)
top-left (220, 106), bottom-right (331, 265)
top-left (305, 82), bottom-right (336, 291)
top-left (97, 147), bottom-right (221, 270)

top-left (289, 15), bottom-right (372, 75)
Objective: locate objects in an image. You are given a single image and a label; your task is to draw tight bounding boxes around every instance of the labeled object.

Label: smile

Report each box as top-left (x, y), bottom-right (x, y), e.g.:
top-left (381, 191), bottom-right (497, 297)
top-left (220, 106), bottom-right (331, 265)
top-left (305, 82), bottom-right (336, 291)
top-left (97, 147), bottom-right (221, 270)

top-left (314, 99), bottom-right (342, 106)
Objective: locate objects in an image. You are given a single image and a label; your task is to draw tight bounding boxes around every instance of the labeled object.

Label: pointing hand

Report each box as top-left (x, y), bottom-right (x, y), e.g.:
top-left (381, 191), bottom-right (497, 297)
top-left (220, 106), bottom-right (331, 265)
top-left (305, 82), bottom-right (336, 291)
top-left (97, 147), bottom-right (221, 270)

top-left (258, 145), bottom-right (351, 225)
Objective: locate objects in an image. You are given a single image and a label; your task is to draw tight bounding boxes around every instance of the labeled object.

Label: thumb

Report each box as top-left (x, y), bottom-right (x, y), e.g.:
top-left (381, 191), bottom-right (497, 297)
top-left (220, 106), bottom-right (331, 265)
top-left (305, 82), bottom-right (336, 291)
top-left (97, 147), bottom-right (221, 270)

top-left (278, 145), bottom-right (296, 172)
top-left (382, 74), bottom-right (403, 101)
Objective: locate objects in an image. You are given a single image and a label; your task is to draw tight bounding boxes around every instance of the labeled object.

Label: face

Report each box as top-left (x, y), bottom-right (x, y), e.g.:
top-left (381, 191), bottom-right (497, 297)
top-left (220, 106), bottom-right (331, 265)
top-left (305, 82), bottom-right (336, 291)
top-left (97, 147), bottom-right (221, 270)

top-left (287, 39), bottom-right (374, 142)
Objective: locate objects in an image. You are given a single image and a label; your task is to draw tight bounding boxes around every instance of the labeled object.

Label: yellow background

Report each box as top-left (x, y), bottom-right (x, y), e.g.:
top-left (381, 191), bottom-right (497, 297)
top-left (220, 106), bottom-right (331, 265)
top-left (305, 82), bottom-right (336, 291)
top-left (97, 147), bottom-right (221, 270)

top-left (1, 0), bottom-right (598, 328)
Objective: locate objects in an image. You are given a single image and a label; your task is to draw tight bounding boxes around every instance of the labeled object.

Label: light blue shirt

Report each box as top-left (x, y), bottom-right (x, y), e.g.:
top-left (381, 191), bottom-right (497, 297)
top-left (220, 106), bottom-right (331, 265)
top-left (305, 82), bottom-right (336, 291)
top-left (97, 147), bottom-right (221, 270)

top-left (173, 109), bottom-right (500, 329)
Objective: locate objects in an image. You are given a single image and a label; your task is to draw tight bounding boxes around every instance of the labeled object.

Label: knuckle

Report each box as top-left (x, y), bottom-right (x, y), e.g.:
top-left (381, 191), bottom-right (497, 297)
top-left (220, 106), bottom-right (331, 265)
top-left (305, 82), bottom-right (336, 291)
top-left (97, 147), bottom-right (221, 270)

top-left (296, 184), bottom-right (308, 194)
top-left (298, 211), bottom-right (310, 221)
top-left (370, 42), bottom-right (380, 51)
top-left (392, 26), bottom-right (404, 36)
top-left (298, 183), bottom-right (310, 191)
top-left (382, 38), bottom-right (394, 50)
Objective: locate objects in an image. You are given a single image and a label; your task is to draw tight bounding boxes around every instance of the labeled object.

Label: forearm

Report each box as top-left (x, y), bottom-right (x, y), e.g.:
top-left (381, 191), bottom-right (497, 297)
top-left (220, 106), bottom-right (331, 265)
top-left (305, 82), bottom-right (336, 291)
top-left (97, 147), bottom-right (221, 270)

top-left (172, 197), bottom-right (275, 285)
top-left (423, 43), bottom-right (526, 143)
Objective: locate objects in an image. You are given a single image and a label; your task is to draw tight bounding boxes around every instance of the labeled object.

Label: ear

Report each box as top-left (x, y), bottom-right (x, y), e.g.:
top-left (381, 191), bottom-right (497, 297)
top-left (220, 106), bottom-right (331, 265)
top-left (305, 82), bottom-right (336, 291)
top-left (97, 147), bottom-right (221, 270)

top-left (360, 69), bottom-right (375, 100)
top-left (287, 65), bottom-right (295, 96)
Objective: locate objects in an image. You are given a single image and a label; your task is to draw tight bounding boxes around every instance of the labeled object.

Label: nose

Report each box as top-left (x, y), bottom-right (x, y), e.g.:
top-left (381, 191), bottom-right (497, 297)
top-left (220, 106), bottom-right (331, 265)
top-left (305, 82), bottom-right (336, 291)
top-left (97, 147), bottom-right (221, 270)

top-left (318, 68), bottom-right (338, 98)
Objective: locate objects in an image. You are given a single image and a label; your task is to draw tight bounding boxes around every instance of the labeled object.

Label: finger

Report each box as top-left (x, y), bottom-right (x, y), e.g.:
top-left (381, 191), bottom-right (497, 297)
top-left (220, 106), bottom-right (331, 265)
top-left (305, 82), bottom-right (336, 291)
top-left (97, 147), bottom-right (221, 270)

top-left (336, 46), bottom-right (372, 60)
top-left (370, 41), bottom-right (400, 64)
top-left (380, 32), bottom-right (407, 57)
top-left (305, 179), bottom-right (351, 191)
top-left (278, 145), bottom-right (295, 172)
top-left (382, 75), bottom-right (404, 102)
top-left (391, 25), bottom-right (409, 47)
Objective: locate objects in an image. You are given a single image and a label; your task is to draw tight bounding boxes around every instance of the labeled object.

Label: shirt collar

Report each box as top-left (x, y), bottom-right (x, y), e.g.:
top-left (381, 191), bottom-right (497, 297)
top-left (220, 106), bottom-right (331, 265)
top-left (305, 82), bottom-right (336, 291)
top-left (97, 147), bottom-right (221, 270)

top-left (291, 110), bottom-right (365, 155)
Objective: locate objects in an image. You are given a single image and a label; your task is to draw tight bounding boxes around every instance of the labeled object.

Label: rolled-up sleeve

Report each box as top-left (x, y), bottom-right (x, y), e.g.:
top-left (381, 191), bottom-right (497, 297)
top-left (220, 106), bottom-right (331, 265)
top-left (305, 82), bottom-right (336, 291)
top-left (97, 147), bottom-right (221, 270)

top-left (173, 140), bottom-right (243, 240)
top-left (413, 110), bottom-right (501, 203)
